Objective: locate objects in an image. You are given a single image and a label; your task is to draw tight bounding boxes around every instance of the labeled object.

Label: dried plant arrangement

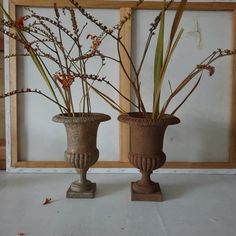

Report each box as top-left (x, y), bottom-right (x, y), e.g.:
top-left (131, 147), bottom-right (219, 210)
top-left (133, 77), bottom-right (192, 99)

top-left (0, 3), bottom-right (119, 197)
top-left (69, 0), bottom-right (236, 200)
top-left (0, 3), bottom-right (126, 116)
top-left (0, 0), bottom-right (235, 118)
top-left (69, 0), bottom-right (236, 119)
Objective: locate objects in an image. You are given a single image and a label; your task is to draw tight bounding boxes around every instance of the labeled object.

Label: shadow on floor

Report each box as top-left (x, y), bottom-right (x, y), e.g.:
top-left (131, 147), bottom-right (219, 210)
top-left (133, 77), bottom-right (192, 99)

top-left (96, 182), bottom-right (129, 198)
top-left (161, 182), bottom-right (192, 201)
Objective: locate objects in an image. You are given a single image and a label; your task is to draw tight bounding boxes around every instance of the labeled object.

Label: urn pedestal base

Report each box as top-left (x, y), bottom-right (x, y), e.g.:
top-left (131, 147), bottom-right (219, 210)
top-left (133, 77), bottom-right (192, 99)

top-left (131, 182), bottom-right (162, 201)
top-left (66, 183), bottom-right (96, 199)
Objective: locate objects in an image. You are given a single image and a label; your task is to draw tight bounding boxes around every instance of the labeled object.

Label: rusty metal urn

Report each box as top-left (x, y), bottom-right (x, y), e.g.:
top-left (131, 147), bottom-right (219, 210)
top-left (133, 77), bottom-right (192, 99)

top-left (118, 112), bottom-right (180, 201)
top-left (53, 113), bottom-right (110, 198)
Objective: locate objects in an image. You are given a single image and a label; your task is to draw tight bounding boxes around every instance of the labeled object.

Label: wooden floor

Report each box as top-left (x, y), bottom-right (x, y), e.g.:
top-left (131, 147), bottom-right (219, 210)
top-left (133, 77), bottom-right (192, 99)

top-left (0, 171), bottom-right (236, 236)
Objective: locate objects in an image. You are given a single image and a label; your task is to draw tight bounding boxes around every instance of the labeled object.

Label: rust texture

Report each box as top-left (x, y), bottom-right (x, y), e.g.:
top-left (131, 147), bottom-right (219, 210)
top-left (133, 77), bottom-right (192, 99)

top-left (119, 112), bottom-right (180, 201)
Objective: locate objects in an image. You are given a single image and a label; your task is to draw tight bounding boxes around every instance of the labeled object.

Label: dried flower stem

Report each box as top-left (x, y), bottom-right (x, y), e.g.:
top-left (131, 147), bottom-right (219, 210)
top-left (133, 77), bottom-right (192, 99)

top-left (159, 49), bottom-right (235, 117)
top-left (0, 88), bottom-right (67, 111)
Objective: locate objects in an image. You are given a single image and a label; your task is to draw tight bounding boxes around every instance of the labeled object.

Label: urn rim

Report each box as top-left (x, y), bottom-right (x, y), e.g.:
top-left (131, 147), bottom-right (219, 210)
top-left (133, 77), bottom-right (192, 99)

top-left (52, 112), bottom-right (111, 124)
top-left (118, 112), bottom-right (180, 126)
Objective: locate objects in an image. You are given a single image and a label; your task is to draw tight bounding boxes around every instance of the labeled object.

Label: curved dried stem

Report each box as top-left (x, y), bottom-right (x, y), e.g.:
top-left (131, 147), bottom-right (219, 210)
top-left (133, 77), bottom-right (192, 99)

top-left (0, 88), bottom-right (68, 112)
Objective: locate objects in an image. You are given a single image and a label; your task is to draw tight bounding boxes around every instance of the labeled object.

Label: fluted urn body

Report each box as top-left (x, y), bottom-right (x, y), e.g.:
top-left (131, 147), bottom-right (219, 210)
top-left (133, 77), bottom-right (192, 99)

top-left (118, 112), bottom-right (180, 201)
top-left (53, 113), bottom-right (110, 198)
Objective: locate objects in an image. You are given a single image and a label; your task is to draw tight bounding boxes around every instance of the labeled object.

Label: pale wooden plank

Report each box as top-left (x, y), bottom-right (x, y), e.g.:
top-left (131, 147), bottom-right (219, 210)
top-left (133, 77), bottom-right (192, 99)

top-left (0, 49), bottom-right (5, 141)
top-left (9, 1), bottom-right (18, 167)
top-left (164, 162), bottom-right (236, 169)
top-left (8, 0), bottom-right (236, 169)
top-left (10, 0), bottom-right (236, 11)
top-left (119, 8), bottom-right (132, 162)
top-left (229, 10), bottom-right (236, 165)
top-left (12, 160), bottom-right (236, 169)
top-left (13, 160), bottom-right (132, 168)
top-left (10, 0), bottom-right (134, 8)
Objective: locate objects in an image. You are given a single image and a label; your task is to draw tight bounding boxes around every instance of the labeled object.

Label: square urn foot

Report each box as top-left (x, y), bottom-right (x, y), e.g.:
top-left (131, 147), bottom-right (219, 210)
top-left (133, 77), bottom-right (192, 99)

top-left (66, 183), bottom-right (96, 199)
top-left (131, 182), bottom-right (163, 201)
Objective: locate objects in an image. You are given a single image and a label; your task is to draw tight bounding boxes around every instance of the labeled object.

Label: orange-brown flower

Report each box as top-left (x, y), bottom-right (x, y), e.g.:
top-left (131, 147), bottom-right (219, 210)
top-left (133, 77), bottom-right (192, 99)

top-left (42, 197), bottom-right (52, 205)
top-left (55, 73), bottom-right (74, 89)
top-left (24, 42), bottom-right (30, 50)
top-left (15, 16), bottom-right (26, 28)
top-left (197, 64), bottom-right (215, 76)
top-left (87, 34), bottom-right (101, 54)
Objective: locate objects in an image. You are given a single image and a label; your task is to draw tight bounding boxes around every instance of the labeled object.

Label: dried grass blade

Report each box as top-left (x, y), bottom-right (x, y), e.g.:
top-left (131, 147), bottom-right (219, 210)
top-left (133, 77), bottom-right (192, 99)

top-left (169, 0), bottom-right (187, 44)
top-left (152, 0), bottom-right (186, 118)
top-left (91, 86), bottom-right (125, 113)
top-left (152, 0), bottom-right (165, 117)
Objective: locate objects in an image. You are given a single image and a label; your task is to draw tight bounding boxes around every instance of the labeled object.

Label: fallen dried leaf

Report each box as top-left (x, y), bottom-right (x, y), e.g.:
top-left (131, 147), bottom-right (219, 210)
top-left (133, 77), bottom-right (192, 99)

top-left (42, 197), bottom-right (52, 205)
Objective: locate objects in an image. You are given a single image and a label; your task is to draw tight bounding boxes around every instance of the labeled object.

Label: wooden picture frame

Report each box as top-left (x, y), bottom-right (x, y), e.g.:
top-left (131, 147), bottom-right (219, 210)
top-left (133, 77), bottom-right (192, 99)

top-left (7, 0), bottom-right (236, 169)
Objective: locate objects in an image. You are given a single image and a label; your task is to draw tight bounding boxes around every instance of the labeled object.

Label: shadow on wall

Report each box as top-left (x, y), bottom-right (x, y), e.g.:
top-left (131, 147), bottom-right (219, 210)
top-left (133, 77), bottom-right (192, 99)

top-left (164, 114), bottom-right (229, 163)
